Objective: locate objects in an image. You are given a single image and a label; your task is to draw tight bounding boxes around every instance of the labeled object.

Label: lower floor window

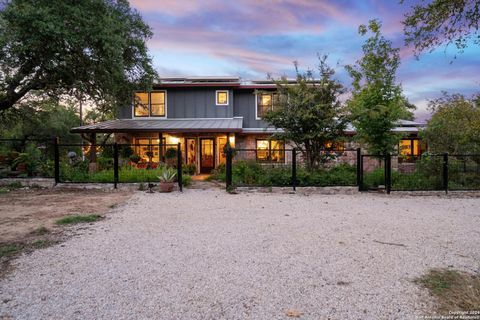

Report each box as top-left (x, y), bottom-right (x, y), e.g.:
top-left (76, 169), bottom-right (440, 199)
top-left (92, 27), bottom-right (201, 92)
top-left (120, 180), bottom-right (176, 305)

top-left (134, 138), bottom-right (164, 162)
top-left (324, 140), bottom-right (345, 152)
top-left (256, 139), bottom-right (285, 162)
top-left (399, 138), bottom-right (422, 161)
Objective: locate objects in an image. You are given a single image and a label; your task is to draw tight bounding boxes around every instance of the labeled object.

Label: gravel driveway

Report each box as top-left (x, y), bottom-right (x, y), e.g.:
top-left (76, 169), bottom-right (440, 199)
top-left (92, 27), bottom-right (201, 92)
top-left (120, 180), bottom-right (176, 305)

top-left (1, 189), bottom-right (479, 319)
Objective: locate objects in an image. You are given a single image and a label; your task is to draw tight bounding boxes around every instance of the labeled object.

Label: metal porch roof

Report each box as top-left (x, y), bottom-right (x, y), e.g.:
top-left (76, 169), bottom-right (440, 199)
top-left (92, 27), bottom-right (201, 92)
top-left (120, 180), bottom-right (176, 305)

top-left (71, 118), bottom-right (244, 133)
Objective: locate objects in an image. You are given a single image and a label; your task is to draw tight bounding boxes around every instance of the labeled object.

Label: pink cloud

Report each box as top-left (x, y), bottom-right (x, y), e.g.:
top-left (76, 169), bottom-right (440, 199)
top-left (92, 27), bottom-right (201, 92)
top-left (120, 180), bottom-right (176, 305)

top-left (129, 0), bottom-right (214, 16)
top-left (148, 35), bottom-right (294, 74)
top-left (130, 0), bottom-right (362, 34)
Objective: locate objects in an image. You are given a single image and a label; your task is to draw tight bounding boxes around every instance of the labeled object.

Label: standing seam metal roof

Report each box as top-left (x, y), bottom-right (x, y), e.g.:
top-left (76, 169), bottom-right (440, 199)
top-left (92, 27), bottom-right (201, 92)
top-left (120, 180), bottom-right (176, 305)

top-left (70, 118), bottom-right (244, 133)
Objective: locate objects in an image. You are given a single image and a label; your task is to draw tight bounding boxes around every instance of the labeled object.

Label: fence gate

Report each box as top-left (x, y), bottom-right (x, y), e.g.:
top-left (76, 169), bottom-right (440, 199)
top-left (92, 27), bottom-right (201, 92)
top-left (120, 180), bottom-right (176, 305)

top-left (359, 154), bottom-right (390, 193)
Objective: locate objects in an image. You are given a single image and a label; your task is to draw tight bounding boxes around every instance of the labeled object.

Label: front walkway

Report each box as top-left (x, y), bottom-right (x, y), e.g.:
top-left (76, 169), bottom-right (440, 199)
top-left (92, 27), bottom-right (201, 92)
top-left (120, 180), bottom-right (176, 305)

top-left (1, 190), bottom-right (479, 319)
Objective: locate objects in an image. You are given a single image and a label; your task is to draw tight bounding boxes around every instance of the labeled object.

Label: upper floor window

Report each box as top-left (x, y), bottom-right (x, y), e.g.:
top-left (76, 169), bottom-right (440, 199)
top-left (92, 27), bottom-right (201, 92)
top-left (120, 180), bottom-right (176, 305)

top-left (151, 92), bottom-right (166, 116)
top-left (256, 92), bottom-right (278, 119)
top-left (216, 90), bottom-right (229, 106)
top-left (134, 92), bottom-right (149, 117)
top-left (134, 91), bottom-right (166, 117)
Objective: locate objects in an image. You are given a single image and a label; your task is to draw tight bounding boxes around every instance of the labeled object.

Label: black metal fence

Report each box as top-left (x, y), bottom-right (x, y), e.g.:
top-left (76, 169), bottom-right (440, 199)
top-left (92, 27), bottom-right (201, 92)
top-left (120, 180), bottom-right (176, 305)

top-left (224, 148), bottom-right (480, 194)
top-left (0, 138), bottom-right (183, 191)
top-left (223, 147), bottom-right (360, 190)
top-left (2, 136), bottom-right (480, 195)
top-left (56, 141), bottom-right (183, 191)
top-left (358, 153), bottom-right (480, 194)
top-left (0, 138), bottom-right (55, 179)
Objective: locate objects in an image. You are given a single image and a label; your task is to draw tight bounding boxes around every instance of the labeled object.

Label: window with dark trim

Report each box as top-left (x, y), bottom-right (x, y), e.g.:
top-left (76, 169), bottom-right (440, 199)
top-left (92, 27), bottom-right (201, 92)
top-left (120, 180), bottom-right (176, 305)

top-left (256, 93), bottom-right (275, 118)
top-left (216, 90), bottom-right (228, 105)
top-left (150, 92), bottom-right (166, 116)
top-left (324, 140), bottom-right (345, 152)
top-left (256, 139), bottom-right (285, 162)
top-left (134, 91), bottom-right (166, 117)
top-left (134, 92), bottom-right (149, 117)
top-left (134, 137), bottom-right (163, 162)
top-left (399, 138), bottom-right (422, 162)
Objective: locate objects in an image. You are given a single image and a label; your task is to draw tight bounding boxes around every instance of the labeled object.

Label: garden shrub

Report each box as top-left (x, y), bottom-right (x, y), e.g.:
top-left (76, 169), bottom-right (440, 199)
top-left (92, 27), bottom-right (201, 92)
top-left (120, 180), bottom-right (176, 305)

top-left (182, 175), bottom-right (192, 187)
top-left (182, 163), bottom-right (196, 175)
top-left (363, 168), bottom-right (385, 189)
top-left (210, 160), bottom-right (357, 187)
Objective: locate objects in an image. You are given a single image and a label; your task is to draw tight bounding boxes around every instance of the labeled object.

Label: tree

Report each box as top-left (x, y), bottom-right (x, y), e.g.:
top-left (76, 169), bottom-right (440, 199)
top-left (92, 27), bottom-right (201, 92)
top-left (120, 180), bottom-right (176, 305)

top-left (402, 0), bottom-right (480, 56)
top-left (0, 100), bottom-right (81, 143)
top-left (262, 56), bottom-right (347, 170)
top-left (346, 20), bottom-right (414, 155)
top-left (0, 0), bottom-right (157, 113)
top-left (422, 93), bottom-right (480, 154)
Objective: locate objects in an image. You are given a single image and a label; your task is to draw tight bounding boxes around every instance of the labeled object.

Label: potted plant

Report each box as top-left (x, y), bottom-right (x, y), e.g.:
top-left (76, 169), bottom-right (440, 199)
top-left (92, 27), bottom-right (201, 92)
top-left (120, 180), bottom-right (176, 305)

top-left (145, 151), bottom-right (154, 169)
top-left (158, 167), bottom-right (177, 192)
top-left (165, 147), bottom-right (177, 167)
top-left (129, 154), bottom-right (142, 166)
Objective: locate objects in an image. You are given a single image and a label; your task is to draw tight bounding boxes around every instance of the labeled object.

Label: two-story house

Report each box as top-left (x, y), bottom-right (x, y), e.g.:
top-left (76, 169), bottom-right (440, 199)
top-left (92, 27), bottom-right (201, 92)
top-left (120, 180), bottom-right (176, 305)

top-left (71, 77), bottom-right (426, 174)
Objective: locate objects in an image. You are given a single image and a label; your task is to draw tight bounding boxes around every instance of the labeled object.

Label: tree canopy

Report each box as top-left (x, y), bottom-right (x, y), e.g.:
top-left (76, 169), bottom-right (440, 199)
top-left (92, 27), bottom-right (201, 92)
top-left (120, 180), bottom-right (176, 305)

top-left (0, 0), bottom-right (157, 114)
top-left (402, 0), bottom-right (480, 56)
top-left (346, 20), bottom-right (414, 155)
top-left (262, 56), bottom-right (347, 169)
top-left (0, 100), bottom-right (81, 143)
top-left (422, 93), bottom-right (480, 154)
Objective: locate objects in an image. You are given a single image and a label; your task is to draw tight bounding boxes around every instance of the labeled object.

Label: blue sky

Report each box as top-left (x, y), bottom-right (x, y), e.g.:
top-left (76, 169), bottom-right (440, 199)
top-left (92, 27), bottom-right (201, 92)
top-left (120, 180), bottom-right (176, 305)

top-left (130, 0), bottom-right (480, 121)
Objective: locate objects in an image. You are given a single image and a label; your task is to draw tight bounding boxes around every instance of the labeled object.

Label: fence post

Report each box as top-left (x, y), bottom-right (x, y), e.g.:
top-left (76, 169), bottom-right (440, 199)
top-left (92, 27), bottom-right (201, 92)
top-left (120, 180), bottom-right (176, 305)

top-left (356, 148), bottom-right (361, 189)
top-left (113, 143), bottom-right (119, 189)
top-left (385, 153), bottom-right (391, 194)
top-left (358, 152), bottom-right (363, 192)
top-left (292, 148), bottom-right (297, 191)
top-left (225, 146), bottom-right (233, 190)
top-left (443, 153), bottom-right (449, 194)
top-left (177, 143), bottom-right (183, 192)
top-left (53, 137), bottom-right (59, 185)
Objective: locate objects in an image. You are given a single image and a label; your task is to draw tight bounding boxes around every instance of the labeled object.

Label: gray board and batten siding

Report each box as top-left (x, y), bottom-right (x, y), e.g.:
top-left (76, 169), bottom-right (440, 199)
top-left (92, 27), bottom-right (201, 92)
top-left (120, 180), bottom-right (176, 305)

top-left (117, 87), bottom-right (270, 129)
top-left (119, 87), bottom-right (232, 120)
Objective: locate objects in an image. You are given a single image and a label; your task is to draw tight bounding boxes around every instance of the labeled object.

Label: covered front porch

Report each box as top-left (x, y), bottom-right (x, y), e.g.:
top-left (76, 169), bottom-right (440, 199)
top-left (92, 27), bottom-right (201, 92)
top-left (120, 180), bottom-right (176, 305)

top-left (117, 132), bottom-right (235, 174)
top-left (71, 118), bottom-right (243, 175)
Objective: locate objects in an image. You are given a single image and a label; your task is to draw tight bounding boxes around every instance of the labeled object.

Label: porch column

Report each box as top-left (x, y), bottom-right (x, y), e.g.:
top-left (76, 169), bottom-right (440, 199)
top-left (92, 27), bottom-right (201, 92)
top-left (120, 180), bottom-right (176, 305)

top-left (88, 133), bottom-right (97, 173)
top-left (158, 132), bottom-right (164, 163)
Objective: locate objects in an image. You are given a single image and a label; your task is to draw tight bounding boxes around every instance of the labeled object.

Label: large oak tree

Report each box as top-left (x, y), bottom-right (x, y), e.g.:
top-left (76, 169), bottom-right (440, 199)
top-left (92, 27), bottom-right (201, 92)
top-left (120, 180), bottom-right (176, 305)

top-left (402, 0), bottom-right (480, 56)
top-left (0, 0), bottom-right (157, 113)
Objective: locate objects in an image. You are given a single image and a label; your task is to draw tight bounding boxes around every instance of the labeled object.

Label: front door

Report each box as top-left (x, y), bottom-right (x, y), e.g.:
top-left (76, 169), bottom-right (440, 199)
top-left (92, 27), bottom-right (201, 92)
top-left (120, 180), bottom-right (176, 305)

top-left (200, 138), bottom-right (215, 173)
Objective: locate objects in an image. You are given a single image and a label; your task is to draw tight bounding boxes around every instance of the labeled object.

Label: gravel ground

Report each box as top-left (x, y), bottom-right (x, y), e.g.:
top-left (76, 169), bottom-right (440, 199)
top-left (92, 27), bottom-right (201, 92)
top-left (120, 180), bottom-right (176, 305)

top-left (1, 189), bottom-right (480, 319)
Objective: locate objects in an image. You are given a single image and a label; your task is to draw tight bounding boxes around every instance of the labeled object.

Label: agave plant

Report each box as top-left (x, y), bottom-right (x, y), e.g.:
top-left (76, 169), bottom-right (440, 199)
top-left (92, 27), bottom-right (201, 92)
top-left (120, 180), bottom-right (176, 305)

top-left (158, 167), bottom-right (177, 183)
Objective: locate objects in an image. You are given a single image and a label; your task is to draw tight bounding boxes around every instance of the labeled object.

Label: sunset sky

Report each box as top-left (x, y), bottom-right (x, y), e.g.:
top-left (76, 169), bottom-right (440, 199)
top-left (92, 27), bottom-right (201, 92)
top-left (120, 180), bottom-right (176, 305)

top-left (129, 0), bottom-right (480, 121)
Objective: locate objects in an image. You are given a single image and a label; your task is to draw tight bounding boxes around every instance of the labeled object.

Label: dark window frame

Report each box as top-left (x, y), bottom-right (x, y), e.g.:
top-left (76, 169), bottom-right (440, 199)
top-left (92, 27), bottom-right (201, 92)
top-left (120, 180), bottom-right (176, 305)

top-left (399, 137), bottom-right (422, 162)
top-left (133, 90), bottom-right (167, 118)
top-left (256, 92), bottom-right (277, 119)
top-left (133, 92), bottom-right (150, 117)
top-left (255, 139), bottom-right (285, 163)
top-left (150, 91), bottom-right (166, 117)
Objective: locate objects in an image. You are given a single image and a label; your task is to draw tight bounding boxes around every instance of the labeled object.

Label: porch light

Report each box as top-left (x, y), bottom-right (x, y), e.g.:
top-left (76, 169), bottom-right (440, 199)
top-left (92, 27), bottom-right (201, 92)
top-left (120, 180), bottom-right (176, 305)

top-left (228, 135), bottom-right (235, 146)
top-left (170, 136), bottom-right (180, 144)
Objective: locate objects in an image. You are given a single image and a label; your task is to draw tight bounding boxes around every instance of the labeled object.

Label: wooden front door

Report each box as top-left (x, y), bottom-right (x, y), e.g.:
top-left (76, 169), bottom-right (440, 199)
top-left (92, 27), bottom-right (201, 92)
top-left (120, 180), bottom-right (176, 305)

top-left (200, 138), bottom-right (215, 173)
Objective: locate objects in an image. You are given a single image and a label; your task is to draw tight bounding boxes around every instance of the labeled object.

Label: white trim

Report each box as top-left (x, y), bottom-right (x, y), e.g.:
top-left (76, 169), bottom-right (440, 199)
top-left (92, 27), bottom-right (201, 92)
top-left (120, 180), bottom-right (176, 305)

top-left (215, 90), bottom-right (229, 106)
top-left (132, 90), bottom-right (167, 119)
top-left (255, 92), bottom-right (260, 120)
